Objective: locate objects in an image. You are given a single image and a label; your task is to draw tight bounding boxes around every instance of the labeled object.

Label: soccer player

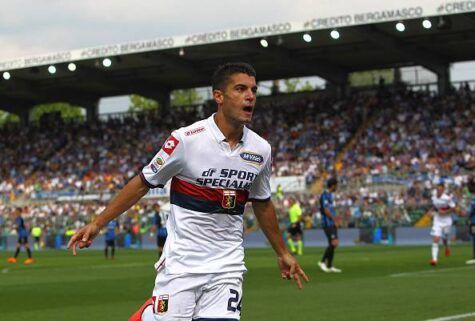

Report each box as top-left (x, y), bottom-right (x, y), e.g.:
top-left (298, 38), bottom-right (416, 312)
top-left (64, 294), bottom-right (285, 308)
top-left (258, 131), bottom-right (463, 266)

top-left (68, 62), bottom-right (309, 321)
top-left (286, 197), bottom-right (303, 255)
top-left (318, 177), bottom-right (342, 273)
top-left (104, 219), bottom-right (120, 259)
top-left (150, 203), bottom-right (167, 258)
top-left (7, 207), bottom-right (34, 264)
top-left (430, 182), bottom-right (458, 266)
top-left (466, 175), bottom-right (475, 265)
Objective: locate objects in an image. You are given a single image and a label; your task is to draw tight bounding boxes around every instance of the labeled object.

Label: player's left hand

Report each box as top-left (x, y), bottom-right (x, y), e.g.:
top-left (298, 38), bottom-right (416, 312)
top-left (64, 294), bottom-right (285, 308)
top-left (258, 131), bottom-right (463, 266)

top-left (277, 252), bottom-right (309, 289)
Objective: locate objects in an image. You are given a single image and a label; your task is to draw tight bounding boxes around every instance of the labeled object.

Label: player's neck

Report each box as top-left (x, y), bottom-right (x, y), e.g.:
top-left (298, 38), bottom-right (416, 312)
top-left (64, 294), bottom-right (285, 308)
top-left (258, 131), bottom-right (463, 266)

top-left (214, 113), bottom-right (243, 149)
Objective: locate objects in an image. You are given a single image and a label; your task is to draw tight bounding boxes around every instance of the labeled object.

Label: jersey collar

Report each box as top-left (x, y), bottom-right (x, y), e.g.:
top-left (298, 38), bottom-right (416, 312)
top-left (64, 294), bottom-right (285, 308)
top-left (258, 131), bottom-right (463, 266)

top-left (207, 113), bottom-right (248, 144)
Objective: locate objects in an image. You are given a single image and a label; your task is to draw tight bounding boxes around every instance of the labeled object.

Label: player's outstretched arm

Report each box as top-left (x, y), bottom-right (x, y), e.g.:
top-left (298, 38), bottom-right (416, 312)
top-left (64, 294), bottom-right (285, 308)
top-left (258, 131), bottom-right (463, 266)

top-left (67, 175), bottom-right (149, 255)
top-left (252, 200), bottom-right (309, 289)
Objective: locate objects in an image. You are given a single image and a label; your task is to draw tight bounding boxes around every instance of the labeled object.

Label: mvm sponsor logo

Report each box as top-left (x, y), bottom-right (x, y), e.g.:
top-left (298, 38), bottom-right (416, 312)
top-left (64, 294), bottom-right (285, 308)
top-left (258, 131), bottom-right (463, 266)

top-left (240, 152), bottom-right (264, 165)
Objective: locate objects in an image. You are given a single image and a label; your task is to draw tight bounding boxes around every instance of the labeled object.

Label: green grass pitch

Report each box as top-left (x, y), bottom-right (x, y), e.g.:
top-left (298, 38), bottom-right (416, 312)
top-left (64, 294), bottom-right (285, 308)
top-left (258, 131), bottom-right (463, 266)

top-left (1, 245), bottom-right (474, 321)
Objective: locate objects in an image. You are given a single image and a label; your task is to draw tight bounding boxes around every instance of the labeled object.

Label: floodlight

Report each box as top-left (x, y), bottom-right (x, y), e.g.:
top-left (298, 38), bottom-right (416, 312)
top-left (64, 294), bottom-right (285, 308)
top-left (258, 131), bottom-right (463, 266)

top-left (102, 58), bottom-right (112, 67)
top-left (48, 65), bottom-right (56, 74)
top-left (422, 19), bottom-right (432, 29)
top-left (396, 22), bottom-right (406, 32)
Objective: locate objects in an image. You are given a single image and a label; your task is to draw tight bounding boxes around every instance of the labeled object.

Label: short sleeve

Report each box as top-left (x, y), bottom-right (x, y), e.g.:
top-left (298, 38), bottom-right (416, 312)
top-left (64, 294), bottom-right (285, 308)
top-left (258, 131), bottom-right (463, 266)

top-left (448, 197), bottom-right (456, 208)
top-left (140, 131), bottom-right (184, 188)
top-left (321, 194), bottom-right (331, 209)
top-left (248, 152), bottom-right (272, 202)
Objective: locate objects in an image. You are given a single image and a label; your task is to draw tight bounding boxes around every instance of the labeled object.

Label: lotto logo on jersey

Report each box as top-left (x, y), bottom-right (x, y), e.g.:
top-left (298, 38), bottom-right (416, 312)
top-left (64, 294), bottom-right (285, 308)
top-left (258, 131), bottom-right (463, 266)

top-left (222, 190), bottom-right (237, 209)
top-left (153, 294), bottom-right (169, 314)
top-left (185, 126), bottom-right (205, 136)
top-left (162, 136), bottom-right (179, 155)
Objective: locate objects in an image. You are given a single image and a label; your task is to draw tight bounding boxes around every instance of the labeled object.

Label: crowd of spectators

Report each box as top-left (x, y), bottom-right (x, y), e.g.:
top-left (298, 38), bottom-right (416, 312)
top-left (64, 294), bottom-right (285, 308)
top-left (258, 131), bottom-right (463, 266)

top-left (1, 87), bottom-right (474, 234)
top-left (0, 107), bottom-right (206, 201)
top-left (252, 93), bottom-right (371, 183)
top-left (1, 92), bottom-right (369, 200)
top-left (340, 89), bottom-right (474, 182)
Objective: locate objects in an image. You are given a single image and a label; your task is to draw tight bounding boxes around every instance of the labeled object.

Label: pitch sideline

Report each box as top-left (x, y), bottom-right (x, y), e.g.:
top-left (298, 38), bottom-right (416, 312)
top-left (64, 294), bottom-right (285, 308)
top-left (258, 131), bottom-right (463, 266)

top-left (390, 266), bottom-right (474, 277)
top-left (423, 312), bottom-right (475, 321)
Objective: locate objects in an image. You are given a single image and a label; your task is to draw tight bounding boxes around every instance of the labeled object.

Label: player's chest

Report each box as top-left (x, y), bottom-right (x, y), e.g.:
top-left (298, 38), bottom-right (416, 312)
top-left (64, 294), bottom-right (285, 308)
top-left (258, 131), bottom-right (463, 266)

top-left (432, 196), bottom-right (450, 207)
top-left (182, 143), bottom-right (265, 190)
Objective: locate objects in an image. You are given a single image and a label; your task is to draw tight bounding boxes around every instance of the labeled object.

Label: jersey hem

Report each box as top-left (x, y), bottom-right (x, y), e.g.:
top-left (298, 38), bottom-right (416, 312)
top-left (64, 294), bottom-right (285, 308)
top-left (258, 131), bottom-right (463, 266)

top-left (249, 197), bottom-right (271, 202)
top-left (164, 267), bottom-right (247, 275)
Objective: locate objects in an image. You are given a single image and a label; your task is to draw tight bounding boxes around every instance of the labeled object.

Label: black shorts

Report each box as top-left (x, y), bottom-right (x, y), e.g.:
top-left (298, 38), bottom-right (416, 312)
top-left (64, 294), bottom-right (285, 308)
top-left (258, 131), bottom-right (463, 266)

top-left (105, 239), bottom-right (115, 247)
top-left (157, 236), bottom-right (167, 248)
top-left (287, 223), bottom-right (302, 237)
top-left (18, 236), bottom-right (28, 245)
top-left (323, 226), bottom-right (338, 242)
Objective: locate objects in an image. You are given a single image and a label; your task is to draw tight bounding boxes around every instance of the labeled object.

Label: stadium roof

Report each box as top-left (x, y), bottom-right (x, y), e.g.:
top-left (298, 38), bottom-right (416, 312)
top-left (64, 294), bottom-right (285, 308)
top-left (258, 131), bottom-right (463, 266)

top-left (1, 2), bottom-right (475, 118)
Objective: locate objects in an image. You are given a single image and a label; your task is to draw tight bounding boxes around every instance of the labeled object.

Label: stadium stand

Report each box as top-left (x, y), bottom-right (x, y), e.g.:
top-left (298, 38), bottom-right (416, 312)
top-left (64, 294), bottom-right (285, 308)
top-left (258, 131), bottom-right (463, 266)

top-left (1, 86), bottom-right (473, 242)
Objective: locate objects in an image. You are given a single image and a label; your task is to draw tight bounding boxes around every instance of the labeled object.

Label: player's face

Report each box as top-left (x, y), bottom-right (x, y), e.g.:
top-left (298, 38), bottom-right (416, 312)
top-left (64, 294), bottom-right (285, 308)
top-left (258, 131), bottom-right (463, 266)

top-left (436, 184), bottom-right (444, 195)
top-left (214, 73), bottom-right (257, 124)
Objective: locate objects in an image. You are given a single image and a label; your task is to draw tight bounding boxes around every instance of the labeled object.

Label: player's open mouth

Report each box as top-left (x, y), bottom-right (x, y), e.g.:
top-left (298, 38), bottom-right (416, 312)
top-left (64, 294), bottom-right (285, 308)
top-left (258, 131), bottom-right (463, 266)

top-left (243, 106), bottom-right (253, 113)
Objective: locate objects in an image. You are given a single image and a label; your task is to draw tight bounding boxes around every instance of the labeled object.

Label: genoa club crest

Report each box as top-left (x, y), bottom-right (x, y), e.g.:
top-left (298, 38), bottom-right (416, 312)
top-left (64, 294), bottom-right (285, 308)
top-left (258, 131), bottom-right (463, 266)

top-left (222, 190), bottom-right (236, 209)
top-left (153, 294), bottom-right (169, 314)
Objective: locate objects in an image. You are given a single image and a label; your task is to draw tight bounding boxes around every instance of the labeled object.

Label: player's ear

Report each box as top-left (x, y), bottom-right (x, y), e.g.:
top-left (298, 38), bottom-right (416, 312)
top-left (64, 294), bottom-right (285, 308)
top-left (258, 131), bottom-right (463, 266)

top-left (213, 89), bottom-right (224, 104)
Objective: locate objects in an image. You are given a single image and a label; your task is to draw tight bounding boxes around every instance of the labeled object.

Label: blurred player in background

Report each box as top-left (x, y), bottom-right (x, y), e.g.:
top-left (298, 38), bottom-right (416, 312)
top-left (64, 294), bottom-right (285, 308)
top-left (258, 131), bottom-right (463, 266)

top-left (467, 175), bottom-right (475, 265)
top-left (150, 203), bottom-right (167, 258)
top-left (68, 62), bottom-right (308, 321)
top-left (31, 223), bottom-right (43, 250)
top-left (104, 219), bottom-right (120, 260)
top-left (7, 207), bottom-right (34, 264)
top-left (318, 177), bottom-right (342, 273)
top-left (286, 197), bottom-right (303, 255)
top-left (430, 182), bottom-right (460, 266)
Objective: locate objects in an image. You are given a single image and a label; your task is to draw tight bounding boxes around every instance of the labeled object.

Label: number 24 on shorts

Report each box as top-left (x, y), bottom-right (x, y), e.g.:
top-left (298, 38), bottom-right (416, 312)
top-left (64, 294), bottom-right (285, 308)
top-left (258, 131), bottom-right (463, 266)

top-left (227, 289), bottom-right (242, 313)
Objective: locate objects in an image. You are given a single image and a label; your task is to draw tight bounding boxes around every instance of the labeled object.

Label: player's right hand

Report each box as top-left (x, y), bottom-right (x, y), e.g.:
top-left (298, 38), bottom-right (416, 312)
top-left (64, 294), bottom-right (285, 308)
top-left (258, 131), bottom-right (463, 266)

top-left (277, 252), bottom-right (309, 289)
top-left (67, 221), bottom-right (101, 256)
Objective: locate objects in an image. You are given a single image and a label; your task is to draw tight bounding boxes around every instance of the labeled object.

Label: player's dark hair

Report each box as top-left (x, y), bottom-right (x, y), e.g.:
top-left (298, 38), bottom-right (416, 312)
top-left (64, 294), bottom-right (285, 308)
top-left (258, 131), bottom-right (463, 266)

top-left (327, 177), bottom-right (338, 189)
top-left (212, 62), bottom-right (256, 91)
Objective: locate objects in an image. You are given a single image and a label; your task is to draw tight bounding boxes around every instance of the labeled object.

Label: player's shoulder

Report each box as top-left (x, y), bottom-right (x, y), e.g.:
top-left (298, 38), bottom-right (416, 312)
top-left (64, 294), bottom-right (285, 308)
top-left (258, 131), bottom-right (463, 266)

top-left (441, 193), bottom-right (452, 201)
top-left (174, 118), bottom-right (208, 141)
top-left (244, 126), bottom-right (271, 153)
